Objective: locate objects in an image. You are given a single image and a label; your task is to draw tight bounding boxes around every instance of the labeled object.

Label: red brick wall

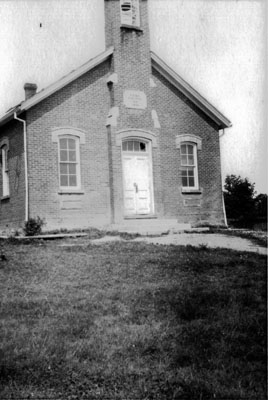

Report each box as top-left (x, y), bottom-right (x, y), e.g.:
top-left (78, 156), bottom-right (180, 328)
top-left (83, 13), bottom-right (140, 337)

top-left (151, 69), bottom-right (225, 225)
top-left (105, 0), bottom-right (153, 129)
top-left (0, 0), bottom-right (225, 230)
top-left (0, 119), bottom-right (26, 229)
top-left (105, 0), bottom-right (224, 226)
top-left (105, 0), bottom-right (161, 222)
top-left (26, 61), bottom-right (112, 230)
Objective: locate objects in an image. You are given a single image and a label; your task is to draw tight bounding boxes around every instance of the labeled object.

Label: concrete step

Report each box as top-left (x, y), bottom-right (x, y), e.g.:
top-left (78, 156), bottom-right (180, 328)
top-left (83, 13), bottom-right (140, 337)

top-left (106, 219), bottom-right (192, 235)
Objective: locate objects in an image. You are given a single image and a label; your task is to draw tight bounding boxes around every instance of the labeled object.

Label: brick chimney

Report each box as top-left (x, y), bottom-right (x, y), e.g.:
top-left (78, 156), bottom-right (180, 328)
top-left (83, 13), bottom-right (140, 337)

top-left (24, 83), bottom-right (37, 100)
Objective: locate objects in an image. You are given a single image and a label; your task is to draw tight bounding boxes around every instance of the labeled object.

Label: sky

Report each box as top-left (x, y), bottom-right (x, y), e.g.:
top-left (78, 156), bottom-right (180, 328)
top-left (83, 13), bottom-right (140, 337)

top-left (0, 0), bottom-right (266, 194)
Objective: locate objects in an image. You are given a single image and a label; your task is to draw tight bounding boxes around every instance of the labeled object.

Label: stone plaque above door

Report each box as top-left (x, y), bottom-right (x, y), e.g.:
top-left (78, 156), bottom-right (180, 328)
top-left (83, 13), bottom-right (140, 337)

top-left (123, 90), bottom-right (147, 109)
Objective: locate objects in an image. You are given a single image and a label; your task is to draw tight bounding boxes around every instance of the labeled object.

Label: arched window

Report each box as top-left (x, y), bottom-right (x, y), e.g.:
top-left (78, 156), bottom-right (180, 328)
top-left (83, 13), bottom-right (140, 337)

top-left (0, 139), bottom-right (10, 197)
top-left (52, 127), bottom-right (85, 191)
top-left (180, 143), bottom-right (198, 189)
top-left (176, 134), bottom-right (201, 191)
top-left (122, 139), bottom-right (147, 152)
top-left (58, 136), bottom-right (80, 189)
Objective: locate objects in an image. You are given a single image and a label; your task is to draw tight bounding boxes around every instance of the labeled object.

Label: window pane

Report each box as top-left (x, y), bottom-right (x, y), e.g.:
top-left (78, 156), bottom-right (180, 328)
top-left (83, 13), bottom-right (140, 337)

top-left (69, 150), bottom-right (76, 162)
top-left (127, 141), bottom-right (134, 151)
top-left (187, 145), bottom-right (193, 155)
top-left (2, 148), bottom-right (6, 169)
top-left (60, 175), bottom-right (68, 186)
top-left (188, 168), bottom-right (194, 177)
top-left (58, 136), bottom-right (80, 189)
top-left (68, 163), bottom-right (76, 175)
top-left (68, 139), bottom-right (76, 150)
top-left (180, 144), bottom-right (197, 188)
top-left (182, 177), bottom-right (188, 187)
top-left (181, 155), bottom-right (187, 165)
top-left (189, 177), bottom-right (195, 187)
top-left (188, 156), bottom-right (194, 165)
top-left (122, 140), bottom-right (147, 152)
top-left (140, 142), bottom-right (146, 151)
top-left (60, 163), bottom-right (68, 174)
top-left (69, 175), bottom-right (77, 186)
top-left (134, 141), bottom-right (139, 151)
top-left (60, 150), bottom-right (68, 162)
top-left (59, 138), bottom-right (67, 149)
top-left (181, 144), bottom-right (187, 154)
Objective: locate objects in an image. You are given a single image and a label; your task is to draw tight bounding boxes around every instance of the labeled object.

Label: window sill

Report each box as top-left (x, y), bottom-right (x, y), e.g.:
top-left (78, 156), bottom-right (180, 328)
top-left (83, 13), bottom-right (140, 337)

top-left (181, 188), bottom-right (203, 194)
top-left (1, 195), bottom-right (10, 201)
top-left (58, 190), bottom-right (84, 195)
top-left (124, 214), bottom-right (157, 220)
top-left (120, 24), bottom-right (143, 32)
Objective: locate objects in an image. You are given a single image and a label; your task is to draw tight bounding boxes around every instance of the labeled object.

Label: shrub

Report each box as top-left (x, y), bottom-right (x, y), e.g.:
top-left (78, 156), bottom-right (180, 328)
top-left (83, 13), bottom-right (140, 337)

top-left (23, 216), bottom-right (45, 236)
top-left (224, 175), bottom-right (257, 228)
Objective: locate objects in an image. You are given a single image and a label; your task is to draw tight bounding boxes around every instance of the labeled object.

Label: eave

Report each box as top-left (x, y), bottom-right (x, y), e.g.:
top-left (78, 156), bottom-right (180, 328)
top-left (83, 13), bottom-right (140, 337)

top-left (0, 46), bottom-right (114, 127)
top-left (151, 51), bottom-right (232, 129)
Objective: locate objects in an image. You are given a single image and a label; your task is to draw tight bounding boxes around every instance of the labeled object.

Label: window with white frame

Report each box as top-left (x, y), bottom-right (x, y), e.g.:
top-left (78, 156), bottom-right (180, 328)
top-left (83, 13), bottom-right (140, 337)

top-left (58, 136), bottom-right (80, 189)
top-left (52, 127), bottom-right (85, 192)
top-left (180, 143), bottom-right (199, 189)
top-left (1, 144), bottom-right (10, 197)
top-left (176, 134), bottom-right (202, 191)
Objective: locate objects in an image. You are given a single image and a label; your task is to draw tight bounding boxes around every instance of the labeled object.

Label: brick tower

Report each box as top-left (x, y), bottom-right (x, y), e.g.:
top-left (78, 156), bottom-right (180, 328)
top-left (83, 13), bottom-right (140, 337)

top-left (105, 0), bottom-right (154, 130)
top-left (104, 0), bottom-right (162, 223)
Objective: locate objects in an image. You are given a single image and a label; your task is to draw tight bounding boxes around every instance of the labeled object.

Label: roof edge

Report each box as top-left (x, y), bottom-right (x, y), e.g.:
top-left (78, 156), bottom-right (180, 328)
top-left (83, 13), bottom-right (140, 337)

top-left (0, 46), bottom-right (114, 127)
top-left (22, 46), bottom-right (114, 111)
top-left (0, 106), bottom-right (21, 128)
top-left (151, 51), bottom-right (232, 129)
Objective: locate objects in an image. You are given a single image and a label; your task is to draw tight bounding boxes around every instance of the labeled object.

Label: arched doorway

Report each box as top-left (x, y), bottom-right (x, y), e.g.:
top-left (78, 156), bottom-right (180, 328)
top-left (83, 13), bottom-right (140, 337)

top-left (121, 138), bottom-right (154, 216)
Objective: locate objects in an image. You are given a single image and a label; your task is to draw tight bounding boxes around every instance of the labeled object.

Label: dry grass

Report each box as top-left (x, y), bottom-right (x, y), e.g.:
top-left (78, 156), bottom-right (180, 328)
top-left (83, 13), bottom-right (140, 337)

top-left (0, 238), bottom-right (266, 399)
top-left (208, 227), bottom-right (267, 247)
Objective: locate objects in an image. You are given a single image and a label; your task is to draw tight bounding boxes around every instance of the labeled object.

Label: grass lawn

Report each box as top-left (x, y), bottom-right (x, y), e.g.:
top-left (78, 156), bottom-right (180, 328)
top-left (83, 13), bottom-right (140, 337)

top-left (0, 238), bottom-right (266, 399)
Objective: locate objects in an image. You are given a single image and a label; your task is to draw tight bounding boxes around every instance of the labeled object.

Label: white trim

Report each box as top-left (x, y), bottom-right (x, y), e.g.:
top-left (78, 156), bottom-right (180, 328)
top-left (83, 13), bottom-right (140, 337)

top-left (0, 137), bottom-right (9, 151)
top-left (106, 73), bottom-right (118, 84)
top-left (152, 110), bottom-right (161, 128)
top-left (121, 139), bottom-right (155, 216)
top-left (52, 127), bottom-right (86, 144)
top-left (180, 142), bottom-right (199, 191)
top-left (151, 51), bottom-right (232, 129)
top-left (0, 47), bottom-right (114, 127)
top-left (52, 128), bottom-right (85, 192)
top-left (58, 136), bottom-right (81, 191)
top-left (120, 0), bottom-right (140, 28)
top-left (13, 113), bottom-right (28, 221)
top-left (116, 129), bottom-right (158, 147)
top-left (150, 78), bottom-right (157, 88)
top-left (176, 134), bottom-right (202, 150)
top-left (0, 141), bottom-right (10, 197)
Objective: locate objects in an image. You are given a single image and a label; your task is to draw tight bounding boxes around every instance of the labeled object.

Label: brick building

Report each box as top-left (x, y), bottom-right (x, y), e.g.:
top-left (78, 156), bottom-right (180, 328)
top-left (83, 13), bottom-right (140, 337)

top-left (0, 0), bottom-right (231, 231)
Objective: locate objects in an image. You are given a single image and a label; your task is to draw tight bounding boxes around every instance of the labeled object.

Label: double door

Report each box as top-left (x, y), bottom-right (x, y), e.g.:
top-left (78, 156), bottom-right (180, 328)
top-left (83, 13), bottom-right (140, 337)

top-left (122, 140), bottom-right (154, 216)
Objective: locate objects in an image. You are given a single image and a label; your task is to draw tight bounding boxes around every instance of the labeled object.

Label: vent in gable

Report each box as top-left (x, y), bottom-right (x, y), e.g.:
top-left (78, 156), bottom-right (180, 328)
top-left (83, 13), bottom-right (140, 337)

top-left (120, 0), bottom-right (140, 28)
top-left (121, 1), bottom-right (131, 12)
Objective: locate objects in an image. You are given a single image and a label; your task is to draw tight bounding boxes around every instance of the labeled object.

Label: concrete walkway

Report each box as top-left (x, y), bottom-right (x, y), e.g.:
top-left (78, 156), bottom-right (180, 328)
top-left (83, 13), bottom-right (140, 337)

top-left (91, 233), bottom-right (267, 255)
top-left (133, 233), bottom-right (267, 254)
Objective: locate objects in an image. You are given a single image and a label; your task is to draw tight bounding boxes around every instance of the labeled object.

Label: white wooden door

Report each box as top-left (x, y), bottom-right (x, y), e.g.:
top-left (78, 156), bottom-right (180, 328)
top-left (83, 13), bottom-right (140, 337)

top-left (123, 153), bottom-right (152, 215)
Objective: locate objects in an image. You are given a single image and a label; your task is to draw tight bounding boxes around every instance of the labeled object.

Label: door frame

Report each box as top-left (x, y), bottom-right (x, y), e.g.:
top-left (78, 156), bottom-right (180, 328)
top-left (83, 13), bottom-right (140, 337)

top-left (121, 137), bottom-right (155, 217)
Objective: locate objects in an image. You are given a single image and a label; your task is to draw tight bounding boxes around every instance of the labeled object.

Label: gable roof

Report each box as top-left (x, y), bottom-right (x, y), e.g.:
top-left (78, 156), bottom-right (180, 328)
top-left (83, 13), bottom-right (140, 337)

top-left (151, 51), bottom-right (231, 129)
top-left (0, 46), bottom-right (231, 130)
top-left (0, 46), bottom-right (114, 127)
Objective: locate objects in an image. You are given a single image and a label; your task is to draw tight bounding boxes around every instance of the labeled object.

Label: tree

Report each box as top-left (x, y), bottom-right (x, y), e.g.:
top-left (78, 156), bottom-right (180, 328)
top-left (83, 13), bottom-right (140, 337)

top-left (224, 175), bottom-right (256, 227)
top-left (255, 193), bottom-right (267, 218)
